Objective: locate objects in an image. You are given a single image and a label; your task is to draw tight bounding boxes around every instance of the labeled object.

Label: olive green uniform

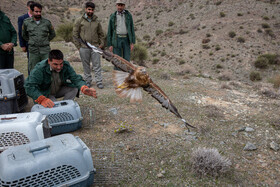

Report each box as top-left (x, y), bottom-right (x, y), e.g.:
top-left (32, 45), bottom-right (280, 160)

top-left (22, 17), bottom-right (56, 72)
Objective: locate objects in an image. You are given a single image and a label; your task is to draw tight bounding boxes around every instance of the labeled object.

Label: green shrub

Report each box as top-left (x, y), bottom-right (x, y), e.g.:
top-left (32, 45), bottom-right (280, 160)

top-left (249, 71), bottom-right (262, 81)
top-left (262, 23), bottom-right (270, 28)
top-left (237, 37), bottom-right (245, 43)
top-left (155, 30), bottom-right (163, 36)
top-left (254, 57), bottom-right (269, 69)
top-left (161, 51), bottom-right (166, 56)
top-left (228, 31), bottom-right (236, 38)
top-left (131, 44), bottom-right (148, 65)
top-left (168, 21), bottom-right (175, 27)
top-left (220, 12), bottom-right (226, 17)
top-left (215, 45), bottom-right (221, 51)
top-left (179, 59), bottom-right (186, 65)
top-left (259, 54), bottom-right (279, 64)
top-left (202, 44), bottom-right (210, 49)
top-left (263, 16), bottom-right (269, 20)
top-left (143, 34), bottom-right (151, 41)
top-left (152, 58), bottom-right (160, 64)
top-left (216, 64), bottom-right (223, 69)
top-left (237, 13), bottom-right (243, 16)
top-left (265, 29), bottom-right (275, 38)
top-left (56, 22), bottom-right (74, 42)
top-left (206, 33), bottom-right (212, 37)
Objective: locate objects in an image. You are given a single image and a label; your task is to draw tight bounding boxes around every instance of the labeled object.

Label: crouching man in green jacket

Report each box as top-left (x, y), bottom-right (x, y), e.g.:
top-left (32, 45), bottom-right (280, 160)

top-left (24, 49), bottom-right (97, 108)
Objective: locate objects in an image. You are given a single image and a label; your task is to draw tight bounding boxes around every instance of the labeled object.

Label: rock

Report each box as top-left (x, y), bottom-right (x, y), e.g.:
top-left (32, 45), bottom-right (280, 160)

top-left (270, 141), bottom-right (279, 151)
top-left (244, 142), bottom-right (257, 151)
top-left (160, 123), bottom-right (169, 128)
top-left (238, 127), bottom-right (246, 132)
top-left (109, 107), bottom-right (118, 115)
top-left (245, 127), bottom-right (255, 132)
top-left (157, 173), bottom-right (164, 178)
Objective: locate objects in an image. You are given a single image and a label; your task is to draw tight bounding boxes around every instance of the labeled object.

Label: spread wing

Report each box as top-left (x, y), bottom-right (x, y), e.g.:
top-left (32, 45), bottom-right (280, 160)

top-left (74, 37), bottom-right (137, 73)
top-left (144, 79), bottom-right (195, 130)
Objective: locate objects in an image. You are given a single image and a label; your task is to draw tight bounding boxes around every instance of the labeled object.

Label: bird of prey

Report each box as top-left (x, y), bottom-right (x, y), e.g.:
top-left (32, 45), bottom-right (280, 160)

top-left (77, 38), bottom-right (195, 131)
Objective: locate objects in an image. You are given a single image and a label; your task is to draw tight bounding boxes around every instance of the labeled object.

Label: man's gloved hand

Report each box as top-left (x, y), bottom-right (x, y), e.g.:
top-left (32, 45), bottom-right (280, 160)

top-left (81, 85), bottom-right (97, 98)
top-left (35, 95), bottom-right (55, 108)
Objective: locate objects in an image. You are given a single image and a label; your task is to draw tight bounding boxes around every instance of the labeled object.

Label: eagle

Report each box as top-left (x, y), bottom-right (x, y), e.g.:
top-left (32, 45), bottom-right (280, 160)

top-left (77, 39), bottom-right (195, 131)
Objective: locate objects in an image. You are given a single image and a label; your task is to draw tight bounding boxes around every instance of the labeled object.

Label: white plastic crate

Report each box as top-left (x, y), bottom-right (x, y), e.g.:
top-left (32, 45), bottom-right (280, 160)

top-left (0, 112), bottom-right (51, 153)
top-left (31, 100), bottom-right (83, 135)
top-left (0, 69), bottom-right (28, 114)
top-left (0, 134), bottom-right (95, 187)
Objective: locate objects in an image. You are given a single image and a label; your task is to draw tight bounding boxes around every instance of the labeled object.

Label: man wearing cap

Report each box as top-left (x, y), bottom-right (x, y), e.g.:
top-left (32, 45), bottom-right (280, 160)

top-left (107, 0), bottom-right (135, 70)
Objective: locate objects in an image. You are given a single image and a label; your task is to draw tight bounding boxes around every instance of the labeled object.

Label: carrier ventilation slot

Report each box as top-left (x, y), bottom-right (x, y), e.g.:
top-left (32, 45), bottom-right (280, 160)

top-left (0, 132), bottom-right (30, 148)
top-left (13, 75), bottom-right (28, 111)
top-left (47, 112), bottom-right (74, 124)
top-left (0, 165), bottom-right (81, 187)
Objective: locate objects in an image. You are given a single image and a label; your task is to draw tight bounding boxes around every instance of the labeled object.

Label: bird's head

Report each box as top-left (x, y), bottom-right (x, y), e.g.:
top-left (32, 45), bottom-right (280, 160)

top-left (135, 67), bottom-right (149, 82)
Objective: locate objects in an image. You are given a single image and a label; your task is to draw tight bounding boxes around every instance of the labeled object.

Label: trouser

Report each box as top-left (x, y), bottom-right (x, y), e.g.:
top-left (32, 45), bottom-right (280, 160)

top-left (0, 53), bottom-right (14, 69)
top-left (113, 36), bottom-right (131, 70)
top-left (29, 52), bottom-right (49, 73)
top-left (48, 86), bottom-right (78, 101)
top-left (79, 48), bottom-right (102, 85)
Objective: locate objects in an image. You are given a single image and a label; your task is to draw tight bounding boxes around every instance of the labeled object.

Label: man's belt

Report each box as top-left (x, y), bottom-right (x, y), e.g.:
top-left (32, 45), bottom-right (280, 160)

top-left (117, 34), bottom-right (127, 38)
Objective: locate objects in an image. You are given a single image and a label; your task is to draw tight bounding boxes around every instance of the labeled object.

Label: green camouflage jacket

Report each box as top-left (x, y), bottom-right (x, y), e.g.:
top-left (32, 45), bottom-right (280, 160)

top-left (22, 17), bottom-right (56, 54)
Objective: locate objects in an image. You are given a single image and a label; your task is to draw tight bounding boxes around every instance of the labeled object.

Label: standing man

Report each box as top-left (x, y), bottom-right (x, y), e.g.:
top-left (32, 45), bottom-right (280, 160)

top-left (0, 9), bottom-right (17, 69)
top-left (22, 2), bottom-right (56, 73)
top-left (18, 1), bottom-right (34, 74)
top-left (73, 2), bottom-right (105, 89)
top-left (107, 0), bottom-right (135, 69)
top-left (24, 49), bottom-right (97, 108)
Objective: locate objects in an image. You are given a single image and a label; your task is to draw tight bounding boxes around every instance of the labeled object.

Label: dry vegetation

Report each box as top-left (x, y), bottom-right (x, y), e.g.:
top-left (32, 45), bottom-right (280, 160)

top-left (2, 0), bottom-right (280, 186)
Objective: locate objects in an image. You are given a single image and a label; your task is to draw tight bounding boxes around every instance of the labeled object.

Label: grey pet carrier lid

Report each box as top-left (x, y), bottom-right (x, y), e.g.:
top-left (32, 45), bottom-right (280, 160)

top-left (0, 69), bottom-right (22, 98)
top-left (0, 112), bottom-right (50, 152)
top-left (0, 134), bottom-right (94, 186)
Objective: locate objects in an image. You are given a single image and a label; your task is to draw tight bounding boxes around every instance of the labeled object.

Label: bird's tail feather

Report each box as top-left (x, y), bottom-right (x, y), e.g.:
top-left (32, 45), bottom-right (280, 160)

top-left (113, 70), bottom-right (142, 103)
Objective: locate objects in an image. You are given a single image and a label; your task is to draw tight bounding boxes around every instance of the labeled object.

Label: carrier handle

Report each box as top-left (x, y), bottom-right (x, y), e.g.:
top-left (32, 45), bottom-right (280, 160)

top-left (29, 145), bottom-right (50, 153)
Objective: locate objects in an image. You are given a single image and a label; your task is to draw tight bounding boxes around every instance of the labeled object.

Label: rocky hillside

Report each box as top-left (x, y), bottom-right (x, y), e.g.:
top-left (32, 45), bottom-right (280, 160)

top-left (1, 0), bottom-right (280, 84)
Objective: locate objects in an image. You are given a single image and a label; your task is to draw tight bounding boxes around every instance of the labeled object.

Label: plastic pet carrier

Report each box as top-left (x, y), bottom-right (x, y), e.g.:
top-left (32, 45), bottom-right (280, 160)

top-left (0, 69), bottom-right (28, 115)
top-left (31, 100), bottom-right (83, 135)
top-left (0, 134), bottom-right (95, 187)
top-left (0, 112), bottom-right (51, 153)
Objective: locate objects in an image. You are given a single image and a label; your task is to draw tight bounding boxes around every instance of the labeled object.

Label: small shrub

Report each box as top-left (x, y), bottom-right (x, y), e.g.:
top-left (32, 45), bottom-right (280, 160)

top-left (237, 37), bottom-right (245, 43)
top-left (215, 45), bottom-right (221, 51)
top-left (262, 23), bottom-right (270, 29)
top-left (257, 29), bottom-right (263, 33)
top-left (220, 12), bottom-right (226, 17)
top-left (143, 34), bottom-right (151, 41)
top-left (206, 33), bottom-right (211, 37)
top-left (179, 59), bottom-right (186, 65)
top-left (202, 38), bottom-right (211, 44)
top-left (228, 31), bottom-right (236, 38)
top-left (263, 16), bottom-right (270, 20)
top-left (259, 54), bottom-right (279, 64)
top-left (155, 29), bottom-right (163, 36)
top-left (216, 64), bottom-right (223, 69)
top-left (168, 21), bottom-right (175, 27)
top-left (265, 28), bottom-right (275, 38)
top-left (131, 43), bottom-right (148, 66)
top-left (191, 147), bottom-right (232, 177)
top-left (202, 44), bottom-right (210, 49)
top-left (179, 29), bottom-right (188, 34)
top-left (56, 22), bottom-right (74, 42)
top-left (254, 57), bottom-right (269, 69)
top-left (215, 1), bottom-right (222, 5)
top-left (189, 14), bottom-right (195, 20)
top-left (249, 71), bottom-right (262, 81)
top-left (237, 13), bottom-right (243, 16)
top-left (152, 58), bottom-right (160, 64)
top-left (160, 51), bottom-right (166, 56)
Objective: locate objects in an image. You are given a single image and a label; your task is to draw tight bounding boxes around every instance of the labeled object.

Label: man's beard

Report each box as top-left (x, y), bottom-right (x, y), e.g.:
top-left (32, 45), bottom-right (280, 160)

top-left (87, 12), bottom-right (93, 17)
top-left (34, 15), bottom-right (41, 19)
